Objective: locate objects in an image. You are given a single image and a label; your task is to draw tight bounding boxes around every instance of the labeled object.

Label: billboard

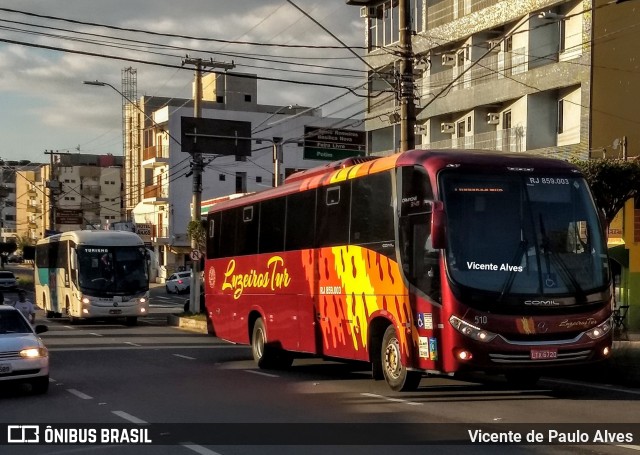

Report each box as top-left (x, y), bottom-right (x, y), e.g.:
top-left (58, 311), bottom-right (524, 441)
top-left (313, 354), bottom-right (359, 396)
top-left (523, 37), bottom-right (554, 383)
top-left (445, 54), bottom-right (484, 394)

top-left (181, 117), bottom-right (252, 156)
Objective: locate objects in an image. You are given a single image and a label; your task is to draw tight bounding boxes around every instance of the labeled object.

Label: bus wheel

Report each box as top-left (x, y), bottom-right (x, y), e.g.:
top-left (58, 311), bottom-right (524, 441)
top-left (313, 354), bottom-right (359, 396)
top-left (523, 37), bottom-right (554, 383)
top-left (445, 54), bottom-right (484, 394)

top-left (125, 317), bottom-right (138, 326)
top-left (252, 318), bottom-right (276, 369)
top-left (45, 311), bottom-right (55, 319)
top-left (505, 371), bottom-right (540, 388)
top-left (381, 325), bottom-right (422, 392)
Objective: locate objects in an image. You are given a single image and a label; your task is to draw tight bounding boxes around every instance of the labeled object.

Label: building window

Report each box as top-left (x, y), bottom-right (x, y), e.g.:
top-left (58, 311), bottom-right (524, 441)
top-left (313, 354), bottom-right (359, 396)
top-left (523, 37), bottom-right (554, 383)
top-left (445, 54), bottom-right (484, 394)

top-left (216, 95), bottom-right (224, 103)
top-left (236, 172), bottom-right (247, 193)
top-left (559, 19), bottom-right (566, 53)
top-left (256, 176), bottom-right (263, 184)
top-left (467, 116), bottom-right (472, 132)
top-left (244, 94), bottom-right (252, 102)
top-left (219, 174), bottom-right (226, 181)
top-left (457, 121), bottom-right (465, 138)
top-left (557, 99), bottom-right (564, 134)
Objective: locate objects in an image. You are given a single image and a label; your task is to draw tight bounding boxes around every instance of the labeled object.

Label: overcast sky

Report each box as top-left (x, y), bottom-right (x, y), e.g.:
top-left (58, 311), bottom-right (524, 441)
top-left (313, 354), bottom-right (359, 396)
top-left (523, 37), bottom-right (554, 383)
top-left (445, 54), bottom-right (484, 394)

top-left (0, 0), bottom-right (366, 164)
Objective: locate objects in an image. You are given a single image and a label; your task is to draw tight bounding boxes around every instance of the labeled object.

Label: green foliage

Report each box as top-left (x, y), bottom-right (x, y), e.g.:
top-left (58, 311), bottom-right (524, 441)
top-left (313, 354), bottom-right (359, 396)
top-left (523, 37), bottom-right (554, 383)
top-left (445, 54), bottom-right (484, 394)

top-left (571, 158), bottom-right (640, 226)
top-left (187, 220), bottom-right (207, 252)
top-left (0, 242), bottom-right (17, 255)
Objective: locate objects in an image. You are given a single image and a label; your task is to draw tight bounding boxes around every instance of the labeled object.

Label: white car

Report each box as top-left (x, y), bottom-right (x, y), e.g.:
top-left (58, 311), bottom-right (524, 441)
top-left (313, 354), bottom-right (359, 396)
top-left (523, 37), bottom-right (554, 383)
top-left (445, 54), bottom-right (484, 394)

top-left (0, 271), bottom-right (18, 291)
top-left (0, 305), bottom-right (49, 394)
top-left (165, 271), bottom-right (192, 294)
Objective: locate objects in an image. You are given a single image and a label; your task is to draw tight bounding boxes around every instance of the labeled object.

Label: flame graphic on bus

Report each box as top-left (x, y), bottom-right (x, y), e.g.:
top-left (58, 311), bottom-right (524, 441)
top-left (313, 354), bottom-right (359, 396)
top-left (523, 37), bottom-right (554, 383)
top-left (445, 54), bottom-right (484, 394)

top-left (317, 246), bottom-right (411, 358)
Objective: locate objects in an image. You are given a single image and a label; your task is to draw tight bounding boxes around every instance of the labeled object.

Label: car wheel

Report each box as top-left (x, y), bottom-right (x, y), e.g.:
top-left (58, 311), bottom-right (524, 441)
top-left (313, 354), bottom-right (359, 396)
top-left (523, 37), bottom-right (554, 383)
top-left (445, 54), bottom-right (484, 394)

top-left (166, 285), bottom-right (172, 294)
top-left (31, 376), bottom-right (49, 394)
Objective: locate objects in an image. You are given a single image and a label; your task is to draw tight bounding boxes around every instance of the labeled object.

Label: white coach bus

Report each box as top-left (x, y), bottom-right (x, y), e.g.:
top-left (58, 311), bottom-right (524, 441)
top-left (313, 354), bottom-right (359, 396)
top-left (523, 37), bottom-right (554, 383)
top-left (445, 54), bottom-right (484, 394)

top-left (35, 230), bottom-right (149, 325)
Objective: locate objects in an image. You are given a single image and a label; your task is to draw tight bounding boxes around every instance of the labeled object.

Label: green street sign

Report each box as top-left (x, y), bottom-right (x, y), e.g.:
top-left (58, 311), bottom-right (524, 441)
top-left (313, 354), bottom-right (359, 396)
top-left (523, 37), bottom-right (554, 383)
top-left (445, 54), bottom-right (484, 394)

top-left (303, 147), bottom-right (365, 161)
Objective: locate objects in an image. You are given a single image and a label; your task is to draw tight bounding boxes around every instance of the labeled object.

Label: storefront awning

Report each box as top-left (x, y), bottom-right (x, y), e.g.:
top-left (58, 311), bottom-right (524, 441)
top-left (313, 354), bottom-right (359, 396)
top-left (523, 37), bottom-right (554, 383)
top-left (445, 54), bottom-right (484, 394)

top-left (608, 244), bottom-right (629, 268)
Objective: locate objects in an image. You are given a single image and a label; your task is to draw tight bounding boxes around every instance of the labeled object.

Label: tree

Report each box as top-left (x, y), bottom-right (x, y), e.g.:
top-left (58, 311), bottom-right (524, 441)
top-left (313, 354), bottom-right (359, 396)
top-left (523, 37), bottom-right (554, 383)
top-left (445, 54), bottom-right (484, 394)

top-left (187, 220), bottom-right (207, 253)
top-left (571, 158), bottom-right (640, 228)
top-left (14, 234), bottom-right (34, 254)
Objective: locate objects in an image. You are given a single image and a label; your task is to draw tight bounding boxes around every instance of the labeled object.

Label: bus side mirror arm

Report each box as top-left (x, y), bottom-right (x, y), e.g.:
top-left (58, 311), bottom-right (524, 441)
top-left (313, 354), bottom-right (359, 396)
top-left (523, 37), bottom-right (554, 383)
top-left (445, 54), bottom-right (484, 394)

top-left (431, 201), bottom-right (446, 249)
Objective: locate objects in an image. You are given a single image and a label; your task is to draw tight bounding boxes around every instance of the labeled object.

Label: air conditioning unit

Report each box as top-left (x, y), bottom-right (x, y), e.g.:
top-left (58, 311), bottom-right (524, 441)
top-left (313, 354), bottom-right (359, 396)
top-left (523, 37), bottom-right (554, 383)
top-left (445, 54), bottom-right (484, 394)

top-left (442, 54), bottom-right (456, 66)
top-left (360, 6), bottom-right (377, 18)
top-left (441, 122), bottom-right (455, 134)
top-left (487, 113), bottom-right (500, 125)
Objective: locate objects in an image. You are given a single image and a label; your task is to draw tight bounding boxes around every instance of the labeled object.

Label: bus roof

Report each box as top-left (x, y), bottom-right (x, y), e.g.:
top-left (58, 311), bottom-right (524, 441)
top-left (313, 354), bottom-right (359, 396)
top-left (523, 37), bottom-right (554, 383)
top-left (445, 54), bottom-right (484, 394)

top-left (36, 230), bottom-right (144, 247)
top-left (206, 149), bottom-right (580, 214)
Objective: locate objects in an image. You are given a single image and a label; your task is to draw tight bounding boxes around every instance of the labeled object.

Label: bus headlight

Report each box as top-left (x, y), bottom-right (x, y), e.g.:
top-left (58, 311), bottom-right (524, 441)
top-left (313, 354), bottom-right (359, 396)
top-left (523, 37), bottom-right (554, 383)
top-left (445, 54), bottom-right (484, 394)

top-left (449, 315), bottom-right (498, 343)
top-left (81, 296), bottom-right (90, 304)
top-left (139, 297), bottom-right (147, 304)
top-left (585, 317), bottom-right (612, 340)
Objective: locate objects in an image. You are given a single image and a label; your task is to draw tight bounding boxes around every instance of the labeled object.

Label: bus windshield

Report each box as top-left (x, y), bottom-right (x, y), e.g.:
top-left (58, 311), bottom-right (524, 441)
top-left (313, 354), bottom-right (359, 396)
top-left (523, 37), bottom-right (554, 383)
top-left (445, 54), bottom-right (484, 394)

top-left (440, 172), bottom-right (609, 301)
top-left (76, 246), bottom-right (149, 294)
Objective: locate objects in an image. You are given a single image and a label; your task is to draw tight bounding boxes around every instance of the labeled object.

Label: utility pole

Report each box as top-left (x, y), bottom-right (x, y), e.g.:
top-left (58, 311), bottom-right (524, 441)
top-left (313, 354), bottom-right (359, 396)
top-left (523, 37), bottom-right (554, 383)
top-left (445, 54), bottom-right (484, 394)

top-left (44, 150), bottom-right (61, 235)
top-left (399, 0), bottom-right (416, 152)
top-left (182, 57), bottom-right (235, 313)
top-left (272, 137), bottom-right (283, 187)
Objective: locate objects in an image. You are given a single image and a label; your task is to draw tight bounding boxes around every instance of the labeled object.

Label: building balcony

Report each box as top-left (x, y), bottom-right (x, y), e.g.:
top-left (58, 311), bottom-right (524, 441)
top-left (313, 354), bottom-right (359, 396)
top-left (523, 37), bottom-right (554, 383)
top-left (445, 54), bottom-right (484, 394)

top-left (80, 200), bottom-right (101, 212)
top-left (80, 185), bottom-right (101, 196)
top-left (143, 184), bottom-right (169, 204)
top-left (142, 145), bottom-right (170, 168)
top-left (26, 203), bottom-right (42, 213)
top-left (425, 127), bottom-right (526, 153)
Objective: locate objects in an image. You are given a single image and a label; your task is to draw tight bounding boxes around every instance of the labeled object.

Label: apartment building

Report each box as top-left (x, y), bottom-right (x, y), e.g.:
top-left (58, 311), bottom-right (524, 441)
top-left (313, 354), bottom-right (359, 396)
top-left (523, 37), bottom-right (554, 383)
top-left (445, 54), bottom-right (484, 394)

top-left (12, 154), bottom-right (124, 243)
top-left (125, 72), bottom-right (361, 281)
top-left (348, 0), bottom-right (640, 328)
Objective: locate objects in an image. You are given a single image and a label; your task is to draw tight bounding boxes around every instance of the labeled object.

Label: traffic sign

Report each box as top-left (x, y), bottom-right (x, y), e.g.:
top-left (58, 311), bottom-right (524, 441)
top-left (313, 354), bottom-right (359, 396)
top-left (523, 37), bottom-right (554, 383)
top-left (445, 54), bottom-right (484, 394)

top-left (303, 126), bottom-right (365, 161)
top-left (190, 250), bottom-right (202, 261)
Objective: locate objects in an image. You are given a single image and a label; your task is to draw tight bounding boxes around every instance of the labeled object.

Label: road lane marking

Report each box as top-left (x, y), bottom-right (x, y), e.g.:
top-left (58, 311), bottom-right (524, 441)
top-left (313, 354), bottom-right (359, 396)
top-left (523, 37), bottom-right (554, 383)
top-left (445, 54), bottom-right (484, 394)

top-left (48, 345), bottom-right (248, 352)
top-left (67, 389), bottom-right (93, 400)
top-left (616, 444), bottom-right (640, 451)
top-left (244, 369), bottom-right (279, 378)
top-left (182, 443), bottom-right (223, 455)
top-left (112, 411), bottom-right (148, 425)
top-left (361, 392), bottom-right (423, 406)
top-left (124, 342), bottom-right (142, 347)
top-left (89, 333), bottom-right (103, 337)
top-left (174, 354), bottom-right (196, 360)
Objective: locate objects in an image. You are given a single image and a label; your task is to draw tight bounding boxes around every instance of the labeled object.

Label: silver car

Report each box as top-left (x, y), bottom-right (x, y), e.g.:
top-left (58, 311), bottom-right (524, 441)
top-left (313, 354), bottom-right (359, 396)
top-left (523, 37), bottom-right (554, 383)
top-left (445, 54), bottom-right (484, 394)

top-left (0, 271), bottom-right (18, 291)
top-left (0, 306), bottom-right (49, 394)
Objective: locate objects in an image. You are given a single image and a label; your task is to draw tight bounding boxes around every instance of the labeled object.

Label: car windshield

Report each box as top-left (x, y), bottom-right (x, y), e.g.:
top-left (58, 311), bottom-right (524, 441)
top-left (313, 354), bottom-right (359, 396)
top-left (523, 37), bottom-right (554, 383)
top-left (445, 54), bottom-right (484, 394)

top-left (0, 311), bottom-right (32, 334)
top-left (440, 172), bottom-right (609, 302)
top-left (0, 272), bottom-right (15, 279)
top-left (76, 246), bottom-right (149, 295)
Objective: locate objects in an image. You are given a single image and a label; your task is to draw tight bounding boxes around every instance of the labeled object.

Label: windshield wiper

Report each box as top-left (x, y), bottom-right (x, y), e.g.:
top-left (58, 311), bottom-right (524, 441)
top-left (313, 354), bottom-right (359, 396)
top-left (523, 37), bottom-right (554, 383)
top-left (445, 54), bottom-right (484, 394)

top-left (498, 239), bottom-right (528, 303)
top-left (539, 216), bottom-right (586, 302)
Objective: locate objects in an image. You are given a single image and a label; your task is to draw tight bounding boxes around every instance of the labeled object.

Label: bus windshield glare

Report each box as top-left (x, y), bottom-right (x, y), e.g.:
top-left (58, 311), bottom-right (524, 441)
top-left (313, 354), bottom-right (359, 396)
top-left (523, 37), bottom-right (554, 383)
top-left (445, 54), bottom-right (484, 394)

top-left (76, 246), bottom-right (149, 294)
top-left (440, 172), bottom-right (609, 299)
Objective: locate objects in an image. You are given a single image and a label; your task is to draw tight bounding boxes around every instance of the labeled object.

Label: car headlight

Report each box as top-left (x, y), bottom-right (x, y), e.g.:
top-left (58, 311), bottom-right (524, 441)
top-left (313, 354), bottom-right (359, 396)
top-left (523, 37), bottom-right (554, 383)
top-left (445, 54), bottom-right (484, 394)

top-left (20, 347), bottom-right (48, 358)
top-left (585, 317), bottom-right (612, 340)
top-left (449, 315), bottom-right (498, 342)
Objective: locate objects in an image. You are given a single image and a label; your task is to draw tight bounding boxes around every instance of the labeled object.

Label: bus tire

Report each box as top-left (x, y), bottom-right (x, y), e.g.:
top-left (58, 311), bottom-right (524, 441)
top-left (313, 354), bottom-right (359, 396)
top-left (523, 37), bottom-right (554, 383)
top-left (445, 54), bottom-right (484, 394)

top-left (45, 311), bottom-right (55, 319)
top-left (381, 325), bottom-right (422, 392)
top-left (125, 317), bottom-right (138, 326)
top-left (252, 318), bottom-right (277, 369)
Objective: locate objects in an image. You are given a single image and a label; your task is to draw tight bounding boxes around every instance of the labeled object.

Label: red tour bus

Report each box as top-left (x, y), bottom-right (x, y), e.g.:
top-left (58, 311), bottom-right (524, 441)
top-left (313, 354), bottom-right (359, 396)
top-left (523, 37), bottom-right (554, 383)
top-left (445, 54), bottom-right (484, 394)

top-left (204, 149), bottom-right (612, 391)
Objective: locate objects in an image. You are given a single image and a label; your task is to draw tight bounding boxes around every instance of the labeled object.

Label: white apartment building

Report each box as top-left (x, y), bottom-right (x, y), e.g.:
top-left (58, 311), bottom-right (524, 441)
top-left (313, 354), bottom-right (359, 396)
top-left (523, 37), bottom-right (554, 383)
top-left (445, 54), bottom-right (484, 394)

top-left (127, 72), bottom-right (361, 281)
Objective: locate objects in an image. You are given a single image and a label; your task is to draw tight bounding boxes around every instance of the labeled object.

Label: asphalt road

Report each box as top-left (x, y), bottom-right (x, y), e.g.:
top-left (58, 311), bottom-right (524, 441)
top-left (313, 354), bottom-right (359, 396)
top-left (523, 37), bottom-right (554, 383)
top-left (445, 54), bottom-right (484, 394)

top-left (0, 313), bottom-right (639, 455)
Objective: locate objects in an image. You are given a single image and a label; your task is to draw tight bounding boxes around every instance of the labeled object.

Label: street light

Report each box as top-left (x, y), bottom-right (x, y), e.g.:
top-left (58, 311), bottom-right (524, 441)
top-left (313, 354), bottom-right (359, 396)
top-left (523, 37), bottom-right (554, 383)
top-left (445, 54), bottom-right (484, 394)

top-left (251, 105), bottom-right (297, 134)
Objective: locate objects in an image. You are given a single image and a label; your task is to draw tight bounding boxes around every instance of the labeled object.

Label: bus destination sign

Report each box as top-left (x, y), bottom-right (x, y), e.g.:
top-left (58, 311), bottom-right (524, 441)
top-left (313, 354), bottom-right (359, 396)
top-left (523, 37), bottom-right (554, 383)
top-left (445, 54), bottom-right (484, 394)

top-left (303, 126), bottom-right (365, 161)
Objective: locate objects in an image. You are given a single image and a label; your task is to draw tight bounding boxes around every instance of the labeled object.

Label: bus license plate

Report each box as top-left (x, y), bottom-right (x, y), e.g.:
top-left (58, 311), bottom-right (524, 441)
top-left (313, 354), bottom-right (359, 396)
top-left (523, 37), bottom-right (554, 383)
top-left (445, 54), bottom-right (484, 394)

top-left (0, 363), bottom-right (12, 374)
top-left (531, 349), bottom-right (557, 360)
top-left (109, 309), bottom-right (122, 315)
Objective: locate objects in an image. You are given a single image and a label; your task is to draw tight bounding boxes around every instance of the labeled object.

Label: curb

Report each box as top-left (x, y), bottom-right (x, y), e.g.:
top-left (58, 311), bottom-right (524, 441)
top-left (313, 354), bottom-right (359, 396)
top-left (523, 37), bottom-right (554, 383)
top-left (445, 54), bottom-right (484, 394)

top-left (167, 314), bottom-right (208, 334)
